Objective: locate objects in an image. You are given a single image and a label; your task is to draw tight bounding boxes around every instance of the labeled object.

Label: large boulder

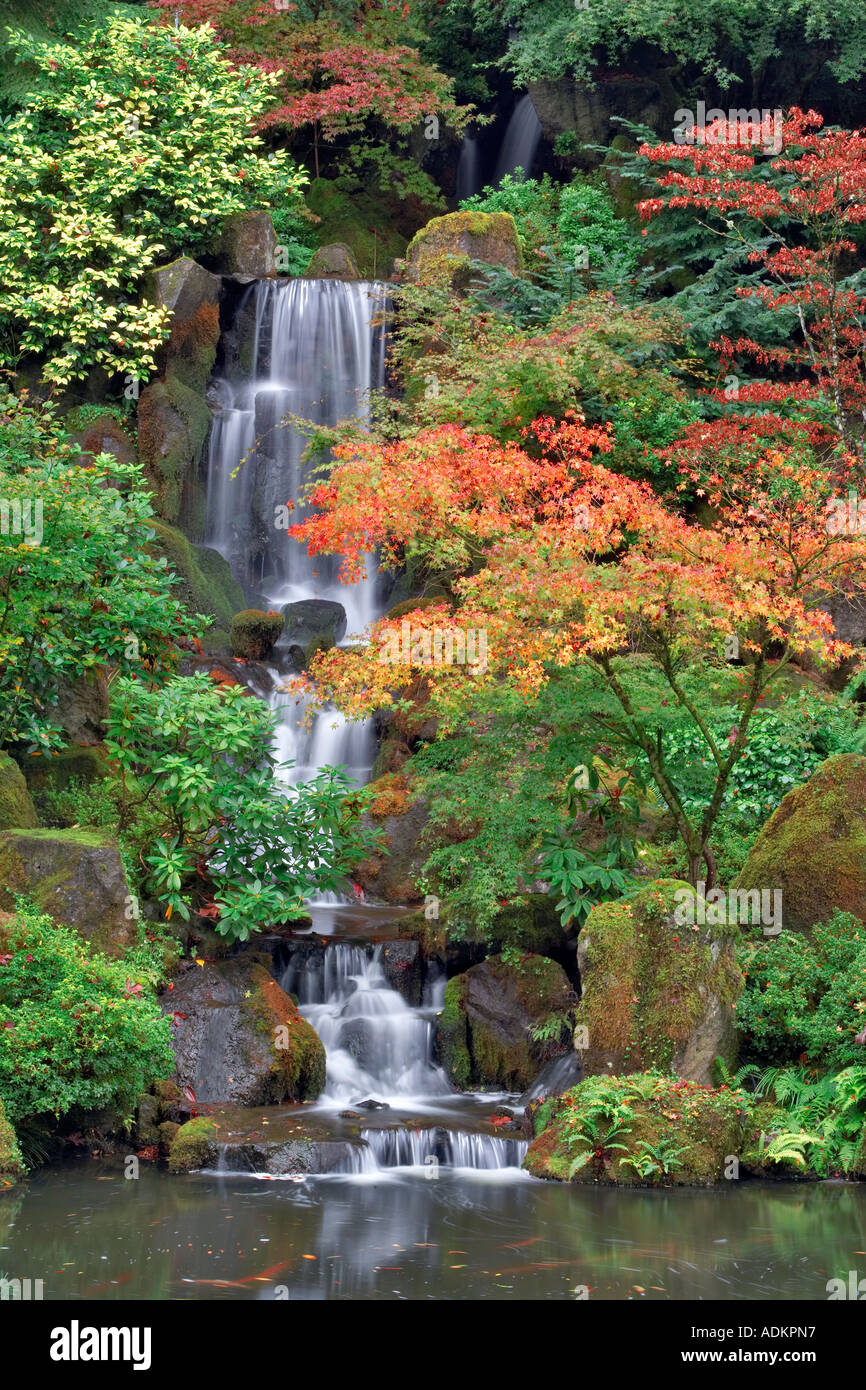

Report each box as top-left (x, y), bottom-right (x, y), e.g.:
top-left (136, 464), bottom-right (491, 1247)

top-left (404, 210), bottom-right (523, 288)
top-left (0, 754), bottom-right (38, 830)
top-left (306, 243), bottom-right (360, 279)
top-left (575, 880), bottom-right (741, 1085)
top-left (0, 829), bottom-right (137, 957)
top-left (48, 670), bottom-right (109, 745)
top-left (439, 953), bottom-right (574, 1091)
top-left (736, 755), bottom-right (866, 933)
top-left (282, 598), bottom-right (347, 665)
top-left (524, 1073), bottom-right (747, 1185)
top-left (146, 521), bottom-right (244, 656)
top-left (146, 257), bottom-right (221, 335)
top-left (164, 955), bottom-right (325, 1107)
top-left (210, 211), bottom-right (277, 277)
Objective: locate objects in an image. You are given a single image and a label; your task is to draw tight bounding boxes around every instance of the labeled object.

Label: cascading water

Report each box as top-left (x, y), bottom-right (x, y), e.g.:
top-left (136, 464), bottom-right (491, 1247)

top-left (205, 277), bottom-right (530, 1174)
top-left (205, 277), bottom-right (389, 789)
top-left (279, 940), bottom-right (529, 1173)
top-left (456, 133), bottom-right (481, 202)
top-left (494, 94), bottom-right (542, 183)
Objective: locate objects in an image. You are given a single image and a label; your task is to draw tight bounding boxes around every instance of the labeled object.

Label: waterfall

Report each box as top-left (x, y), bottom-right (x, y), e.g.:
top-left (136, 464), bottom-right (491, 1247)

top-left (205, 277), bottom-right (389, 633)
top-left (205, 276), bottom-right (389, 792)
top-left (494, 94), bottom-right (542, 184)
top-left (275, 939), bottom-right (530, 1175)
top-left (456, 133), bottom-right (480, 202)
top-left (282, 943), bottom-right (452, 1103)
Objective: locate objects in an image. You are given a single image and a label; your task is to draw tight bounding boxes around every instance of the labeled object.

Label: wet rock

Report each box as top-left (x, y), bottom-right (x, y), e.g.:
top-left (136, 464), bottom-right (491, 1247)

top-left (381, 939), bottom-right (423, 1005)
top-left (576, 879), bottom-right (741, 1085)
top-left (164, 955), bottom-right (325, 1106)
top-left (355, 1098), bottom-right (390, 1111)
top-left (0, 829), bottom-right (137, 957)
top-left (339, 1110), bottom-right (362, 1119)
top-left (0, 754), bottom-right (38, 830)
top-left (440, 954), bottom-right (574, 1091)
top-left (306, 243), bottom-right (360, 279)
top-left (736, 754), bottom-right (866, 933)
top-left (281, 599), bottom-right (347, 652)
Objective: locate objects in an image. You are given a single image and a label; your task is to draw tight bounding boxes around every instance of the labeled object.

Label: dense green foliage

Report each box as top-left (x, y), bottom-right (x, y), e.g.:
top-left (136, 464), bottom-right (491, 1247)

top-left (737, 912), bottom-right (866, 1071)
top-left (107, 673), bottom-right (380, 940)
top-left (0, 391), bottom-right (193, 751)
top-left (0, 903), bottom-right (172, 1128)
top-left (0, 14), bottom-right (305, 384)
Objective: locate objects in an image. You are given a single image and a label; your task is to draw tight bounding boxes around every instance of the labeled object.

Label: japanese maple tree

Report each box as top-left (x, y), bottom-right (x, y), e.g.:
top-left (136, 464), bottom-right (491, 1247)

top-left (637, 109), bottom-right (866, 460)
top-left (287, 413), bottom-right (866, 885)
top-left (153, 0), bottom-right (470, 189)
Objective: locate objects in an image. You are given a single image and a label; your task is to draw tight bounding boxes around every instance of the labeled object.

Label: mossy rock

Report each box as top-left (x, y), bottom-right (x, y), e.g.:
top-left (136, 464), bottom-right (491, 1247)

top-left (0, 828), bottom-right (137, 957)
top-left (167, 1116), bottom-right (219, 1173)
top-left (137, 371), bottom-right (211, 529)
top-left (736, 754), bottom-right (866, 933)
top-left (306, 178), bottom-right (408, 279)
top-left (165, 956), bottom-right (325, 1106)
top-left (575, 879), bottom-right (742, 1084)
top-left (404, 210), bottom-right (523, 289)
top-left (524, 1072), bottom-right (748, 1185)
top-left (0, 754), bottom-right (38, 830)
top-left (230, 609), bottom-right (285, 660)
top-left (439, 953), bottom-right (574, 1091)
top-left (21, 744), bottom-right (110, 796)
top-left (306, 242), bottom-right (360, 278)
top-left (0, 1096), bottom-right (25, 1185)
top-left (147, 520), bottom-right (244, 653)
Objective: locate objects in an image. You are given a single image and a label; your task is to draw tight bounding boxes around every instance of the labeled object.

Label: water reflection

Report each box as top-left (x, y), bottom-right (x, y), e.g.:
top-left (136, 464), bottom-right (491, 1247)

top-left (1, 1164), bottom-right (864, 1301)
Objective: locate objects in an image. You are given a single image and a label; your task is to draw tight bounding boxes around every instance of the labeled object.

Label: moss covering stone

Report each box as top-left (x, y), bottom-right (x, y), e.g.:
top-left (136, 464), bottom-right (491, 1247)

top-left (0, 1095), bottom-right (25, 1185)
top-left (524, 1072), bottom-right (748, 1185)
top-left (167, 1115), bottom-right (219, 1173)
top-left (0, 754), bottom-right (38, 830)
top-left (439, 953), bottom-right (574, 1091)
top-left (736, 754), bottom-right (866, 933)
top-left (147, 520), bottom-right (244, 653)
top-left (0, 828), bottom-right (137, 957)
top-left (576, 879), bottom-right (742, 1083)
top-left (405, 210), bottom-right (523, 289)
top-left (243, 964), bottom-right (326, 1102)
top-left (137, 372), bottom-right (211, 530)
top-left (306, 178), bottom-right (408, 278)
top-left (230, 608), bottom-right (285, 660)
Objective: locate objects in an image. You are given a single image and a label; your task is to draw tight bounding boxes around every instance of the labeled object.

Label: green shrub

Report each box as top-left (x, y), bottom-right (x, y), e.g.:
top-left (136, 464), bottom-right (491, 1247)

top-left (0, 904), bottom-right (173, 1128)
top-left (0, 14), bottom-right (306, 385)
top-left (737, 911), bottom-right (866, 1070)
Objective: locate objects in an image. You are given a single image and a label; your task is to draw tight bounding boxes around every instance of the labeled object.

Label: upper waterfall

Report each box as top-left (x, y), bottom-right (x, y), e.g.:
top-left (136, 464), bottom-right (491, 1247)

top-left (205, 277), bottom-right (389, 637)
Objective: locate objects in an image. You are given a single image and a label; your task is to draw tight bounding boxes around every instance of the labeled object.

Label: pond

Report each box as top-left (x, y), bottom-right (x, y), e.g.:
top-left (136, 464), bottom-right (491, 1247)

top-left (2, 1163), bottom-right (863, 1301)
